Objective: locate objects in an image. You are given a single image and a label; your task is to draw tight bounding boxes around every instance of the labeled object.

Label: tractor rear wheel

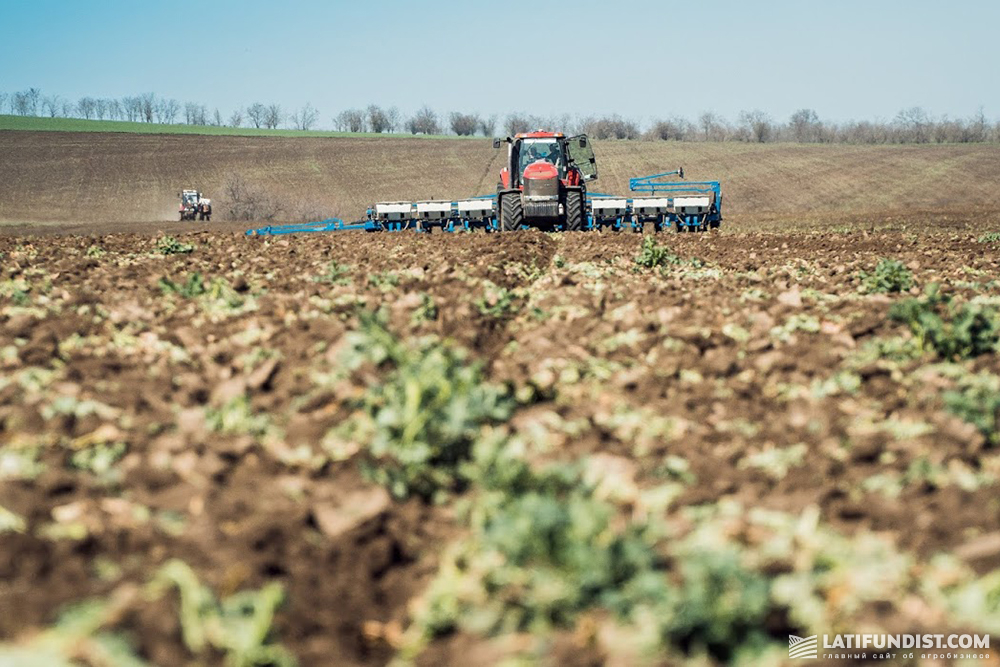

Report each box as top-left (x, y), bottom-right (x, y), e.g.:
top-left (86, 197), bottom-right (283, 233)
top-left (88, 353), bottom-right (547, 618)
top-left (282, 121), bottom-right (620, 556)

top-left (564, 189), bottom-right (585, 231)
top-left (500, 192), bottom-right (524, 231)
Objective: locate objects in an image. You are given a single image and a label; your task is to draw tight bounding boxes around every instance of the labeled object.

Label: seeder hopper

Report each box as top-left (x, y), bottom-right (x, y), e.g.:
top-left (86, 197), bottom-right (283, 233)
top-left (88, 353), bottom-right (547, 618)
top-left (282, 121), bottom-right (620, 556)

top-left (246, 131), bottom-right (722, 236)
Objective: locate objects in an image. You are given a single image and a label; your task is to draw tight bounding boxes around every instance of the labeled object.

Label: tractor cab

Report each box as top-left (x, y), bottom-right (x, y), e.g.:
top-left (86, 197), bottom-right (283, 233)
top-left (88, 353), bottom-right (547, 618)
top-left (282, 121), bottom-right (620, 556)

top-left (518, 137), bottom-right (566, 177)
top-left (495, 131), bottom-right (598, 190)
top-left (181, 190), bottom-right (201, 207)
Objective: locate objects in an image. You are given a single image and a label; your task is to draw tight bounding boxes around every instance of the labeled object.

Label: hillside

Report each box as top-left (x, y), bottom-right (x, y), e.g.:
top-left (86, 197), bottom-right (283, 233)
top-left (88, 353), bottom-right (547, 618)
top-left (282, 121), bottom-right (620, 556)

top-left (1, 130), bottom-right (998, 225)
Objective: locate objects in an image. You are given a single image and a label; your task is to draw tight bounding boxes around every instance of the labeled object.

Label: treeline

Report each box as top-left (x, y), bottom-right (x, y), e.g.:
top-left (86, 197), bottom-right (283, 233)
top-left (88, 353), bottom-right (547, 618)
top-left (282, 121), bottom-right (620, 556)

top-left (3, 87), bottom-right (998, 144)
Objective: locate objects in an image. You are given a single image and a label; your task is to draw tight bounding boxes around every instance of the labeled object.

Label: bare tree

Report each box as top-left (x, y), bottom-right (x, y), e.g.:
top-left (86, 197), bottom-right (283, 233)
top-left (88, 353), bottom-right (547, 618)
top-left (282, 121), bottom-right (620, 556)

top-left (264, 103), bottom-right (282, 129)
top-left (367, 105), bottom-right (389, 133)
top-left (229, 108), bottom-right (244, 127)
top-left (450, 112), bottom-right (479, 136)
top-left (291, 103), bottom-right (320, 130)
top-left (223, 172), bottom-right (284, 221)
top-left (21, 88), bottom-right (41, 115)
top-left (166, 99), bottom-right (181, 123)
top-left (94, 98), bottom-right (109, 120)
top-left (969, 107), bottom-right (988, 143)
top-left (139, 92), bottom-right (156, 122)
top-left (697, 112), bottom-right (725, 141)
top-left (789, 108), bottom-right (821, 143)
top-left (155, 98), bottom-right (180, 123)
top-left (581, 115), bottom-right (639, 140)
top-left (335, 109), bottom-right (365, 132)
top-left (41, 95), bottom-right (62, 118)
top-left (246, 103), bottom-right (266, 128)
top-left (77, 97), bottom-right (97, 120)
top-left (739, 109), bottom-right (773, 142)
top-left (406, 106), bottom-right (440, 135)
top-left (121, 96), bottom-right (142, 122)
top-left (0, 93), bottom-right (7, 114)
top-left (386, 106), bottom-right (401, 133)
top-left (894, 106), bottom-right (930, 143)
top-left (12, 91), bottom-right (31, 115)
top-left (504, 112), bottom-right (531, 136)
top-left (478, 114), bottom-right (497, 136)
top-left (647, 116), bottom-right (692, 141)
top-left (184, 102), bottom-right (207, 125)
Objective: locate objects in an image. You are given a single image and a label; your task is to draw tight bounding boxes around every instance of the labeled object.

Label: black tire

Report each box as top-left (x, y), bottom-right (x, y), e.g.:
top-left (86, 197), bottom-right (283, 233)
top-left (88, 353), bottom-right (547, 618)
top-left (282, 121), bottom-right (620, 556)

top-left (564, 189), bottom-right (584, 231)
top-left (500, 192), bottom-right (523, 231)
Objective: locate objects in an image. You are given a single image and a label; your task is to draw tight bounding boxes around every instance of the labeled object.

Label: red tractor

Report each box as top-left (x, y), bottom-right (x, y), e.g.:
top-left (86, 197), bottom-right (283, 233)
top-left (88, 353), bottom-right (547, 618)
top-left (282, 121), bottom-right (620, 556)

top-left (494, 131), bottom-right (597, 231)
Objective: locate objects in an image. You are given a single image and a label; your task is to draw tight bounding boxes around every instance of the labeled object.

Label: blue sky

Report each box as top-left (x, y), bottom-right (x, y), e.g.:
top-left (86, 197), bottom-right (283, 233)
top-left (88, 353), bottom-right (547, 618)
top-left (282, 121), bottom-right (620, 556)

top-left (2, 0), bottom-right (998, 126)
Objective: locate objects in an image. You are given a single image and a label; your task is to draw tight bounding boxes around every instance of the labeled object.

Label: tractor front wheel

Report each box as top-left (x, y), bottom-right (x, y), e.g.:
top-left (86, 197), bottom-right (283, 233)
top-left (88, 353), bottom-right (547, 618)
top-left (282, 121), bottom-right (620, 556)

top-left (564, 189), bottom-right (585, 231)
top-left (500, 192), bottom-right (523, 231)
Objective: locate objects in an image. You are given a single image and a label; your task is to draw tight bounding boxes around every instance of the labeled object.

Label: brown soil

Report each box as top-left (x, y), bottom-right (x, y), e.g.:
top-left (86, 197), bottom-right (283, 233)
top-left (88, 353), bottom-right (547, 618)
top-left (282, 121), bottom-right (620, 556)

top-left (2, 215), bottom-right (1000, 665)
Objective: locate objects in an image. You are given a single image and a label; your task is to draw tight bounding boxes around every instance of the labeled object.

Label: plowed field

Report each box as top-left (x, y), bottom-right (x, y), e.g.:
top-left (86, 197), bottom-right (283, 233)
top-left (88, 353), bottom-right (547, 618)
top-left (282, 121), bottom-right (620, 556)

top-left (3, 215), bottom-right (1000, 665)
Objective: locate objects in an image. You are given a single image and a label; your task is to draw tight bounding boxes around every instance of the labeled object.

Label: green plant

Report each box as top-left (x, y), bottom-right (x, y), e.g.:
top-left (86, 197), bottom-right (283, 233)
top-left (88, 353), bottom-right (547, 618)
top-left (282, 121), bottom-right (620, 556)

top-left (367, 270), bottom-right (400, 290)
top-left (85, 244), bottom-right (106, 258)
top-left (739, 444), bottom-right (807, 480)
top-left (943, 371), bottom-right (1000, 446)
top-left (205, 395), bottom-right (271, 437)
top-left (635, 236), bottom-right (682, 268)
top-left (314, 261), bottom-right (351, 286)
top-left (0, 596), bottom-right (149, 667)
top-left (71, 441), bottom-right (127, 476)
top-left (413, 450), bottom-right (670, 639)
top-left (0, 505), bottom-right (27, 534)
top-left (155, 235), bottom-right (194, 255)
top-left (330, 312), bottom-right (513, 500)
top-left (150, 559), bottom-right (295, 667)
top-left (407, 445), bottom-right (783, 662)
top-left (0, 278), bottom-right (31, 306)
top-left (978, 232), bottom-right (1000, 244)
top-left (858, 258), bottom-right (914, 293)
top-left (475, 281), bottom-right (518, 318)
top-left (160, 273), bottom-right (245, 309)
top-left (160, 272), bottom-right (207, 298)
top-left (889, 284), bottom-right (1000, 360)
top-left (411, 293), bottom-right (438, 323)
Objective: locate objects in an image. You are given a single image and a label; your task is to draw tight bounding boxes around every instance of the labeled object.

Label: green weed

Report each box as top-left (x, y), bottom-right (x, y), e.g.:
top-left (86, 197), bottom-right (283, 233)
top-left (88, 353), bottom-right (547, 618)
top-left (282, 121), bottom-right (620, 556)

top-left (943, 371), bottom-right (1000, 446)
top-left (155, 235), bottom-right (194, 255)
top-left (160, 273), bottom-right (245, 310)
top-left (411, 293), bottom-right (439, 323)
top-left (0, 278), bottom-right (31, 306)
top-left (314, 261), bottom-right (352, 286)
top-left (635, 236), bottom-right (682, 268)
top-left (0, 596), bottom-right (149, 667)
top-left (475, 281), bottom-right (518, 318)
top-left (205, 396), bottom-right (271, 437)
top-left (329, 312), bottom-right (513, 500)
top-left (367, 271), bottom-right (400, 290)
top-left (150, 559), bottom-right (295, 667)
top-left (858, 258), bottom-right (914, 294)
top-left (889, 284), bottom-right (1000, 360)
